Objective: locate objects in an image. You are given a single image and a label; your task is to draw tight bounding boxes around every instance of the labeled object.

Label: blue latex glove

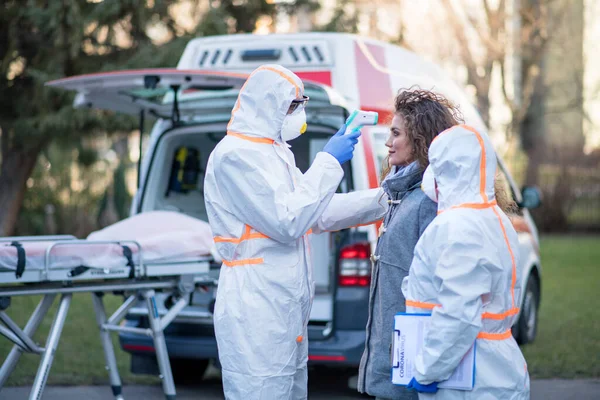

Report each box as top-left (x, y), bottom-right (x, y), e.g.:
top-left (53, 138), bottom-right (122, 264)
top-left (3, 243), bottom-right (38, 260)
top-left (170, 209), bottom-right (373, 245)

top-left (322, 124), bottom-right (361, 165)
top-left (407, 377), bottom-right (439, 393)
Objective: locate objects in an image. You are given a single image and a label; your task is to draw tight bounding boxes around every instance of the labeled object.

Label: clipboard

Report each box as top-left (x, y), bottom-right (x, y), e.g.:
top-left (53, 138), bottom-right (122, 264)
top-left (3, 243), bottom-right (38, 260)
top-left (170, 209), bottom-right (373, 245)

top-left (391, 312), bottom-right (476, 390)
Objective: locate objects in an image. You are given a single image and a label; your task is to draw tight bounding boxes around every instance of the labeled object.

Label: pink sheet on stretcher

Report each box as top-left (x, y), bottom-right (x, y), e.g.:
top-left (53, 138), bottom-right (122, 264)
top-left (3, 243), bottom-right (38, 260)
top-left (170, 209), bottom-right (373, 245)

top-left (0, 211), bottom-right (216, 273)
top-left (0, 241), bottom-right (129, 272)
top-left (87, 211), bottom-right (216, 263)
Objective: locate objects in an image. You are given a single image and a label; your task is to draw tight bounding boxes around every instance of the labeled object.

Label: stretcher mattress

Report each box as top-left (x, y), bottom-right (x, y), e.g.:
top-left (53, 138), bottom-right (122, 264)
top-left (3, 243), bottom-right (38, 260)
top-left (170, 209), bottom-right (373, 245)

top-left (0, 211), bottom-right (216, 283)
top-left (87, 210), bottom-right (217, 262)
top-left (0, 241), bottom-right (132, 273)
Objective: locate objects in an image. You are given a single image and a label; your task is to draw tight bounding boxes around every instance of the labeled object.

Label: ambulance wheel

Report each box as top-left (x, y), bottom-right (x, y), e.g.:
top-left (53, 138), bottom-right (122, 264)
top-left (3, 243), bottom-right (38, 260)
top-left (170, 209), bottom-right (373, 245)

top-left (170, 358), bottom-right (209, 385)
top-left (513, 275), bottom-right (540, 345)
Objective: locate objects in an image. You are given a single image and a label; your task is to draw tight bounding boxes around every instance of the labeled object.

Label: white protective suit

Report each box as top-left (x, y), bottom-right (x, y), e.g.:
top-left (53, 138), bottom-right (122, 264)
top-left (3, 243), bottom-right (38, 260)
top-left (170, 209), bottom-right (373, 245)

top-left (402, 125), bottom-right (530, 399)
top-left (204, 64), bottom-right (387, 400)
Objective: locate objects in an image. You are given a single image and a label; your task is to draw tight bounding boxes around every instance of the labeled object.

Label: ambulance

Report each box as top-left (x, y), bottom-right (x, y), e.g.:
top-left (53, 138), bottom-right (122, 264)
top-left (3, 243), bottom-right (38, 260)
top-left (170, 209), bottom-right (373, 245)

top-left (49, 33), bottom-right (542, 382)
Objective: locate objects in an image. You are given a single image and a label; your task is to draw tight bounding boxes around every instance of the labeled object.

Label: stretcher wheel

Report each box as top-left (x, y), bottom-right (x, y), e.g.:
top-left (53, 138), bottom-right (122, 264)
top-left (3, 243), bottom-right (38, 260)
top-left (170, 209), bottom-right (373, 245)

top-left (164, 295), bottom-right (176, 310)
top-left (0, 296), bottom-right (10, 310)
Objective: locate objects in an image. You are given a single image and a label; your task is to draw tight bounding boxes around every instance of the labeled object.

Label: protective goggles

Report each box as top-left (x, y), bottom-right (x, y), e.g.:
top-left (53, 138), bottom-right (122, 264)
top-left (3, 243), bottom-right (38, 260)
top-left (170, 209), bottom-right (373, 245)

top-left (287, 95), bottom-right (310, 115)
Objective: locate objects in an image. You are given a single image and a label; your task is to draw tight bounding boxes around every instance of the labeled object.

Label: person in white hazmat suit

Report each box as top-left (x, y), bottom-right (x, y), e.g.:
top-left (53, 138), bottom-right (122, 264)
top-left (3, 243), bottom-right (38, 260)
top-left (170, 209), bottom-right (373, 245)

top-left (204, 64), bottom-right (388, 400)
top-left (402, 125), bottom-right (530, 399)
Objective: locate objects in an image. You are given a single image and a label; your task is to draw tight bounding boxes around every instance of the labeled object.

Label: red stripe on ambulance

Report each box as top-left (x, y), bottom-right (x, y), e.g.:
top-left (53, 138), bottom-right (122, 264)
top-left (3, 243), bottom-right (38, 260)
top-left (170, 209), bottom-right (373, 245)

top-left (361, 128), bottom-right (379, 190)
top-left (295, 71), bottom-right (332, 86)
top-left (354, 42), bottom-right (394, 124)
top-left (355, 42), bottom-right (393, 189)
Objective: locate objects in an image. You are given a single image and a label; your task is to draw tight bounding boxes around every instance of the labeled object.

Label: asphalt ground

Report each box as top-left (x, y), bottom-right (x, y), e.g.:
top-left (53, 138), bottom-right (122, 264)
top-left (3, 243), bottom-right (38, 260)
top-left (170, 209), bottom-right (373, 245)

top-left (2, 368), bottom-right (599, 400)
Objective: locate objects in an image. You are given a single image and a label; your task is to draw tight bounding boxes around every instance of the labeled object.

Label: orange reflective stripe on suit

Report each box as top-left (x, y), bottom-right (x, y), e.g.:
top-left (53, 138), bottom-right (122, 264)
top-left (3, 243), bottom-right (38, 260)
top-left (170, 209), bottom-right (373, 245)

top-left (215, 225), bottom-right (312, 267)
top-left (214, 224), bottom-right (269, 244)
top-left (226, 131), bottom-right (275, 144)
top-left (406, 300), bottom-right (519, 340)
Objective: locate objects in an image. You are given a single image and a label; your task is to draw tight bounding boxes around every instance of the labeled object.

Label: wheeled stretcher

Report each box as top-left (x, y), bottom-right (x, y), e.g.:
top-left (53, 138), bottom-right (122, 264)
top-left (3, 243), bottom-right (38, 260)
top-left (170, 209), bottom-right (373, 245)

top-left (0, 232), bottom-right (216, 400)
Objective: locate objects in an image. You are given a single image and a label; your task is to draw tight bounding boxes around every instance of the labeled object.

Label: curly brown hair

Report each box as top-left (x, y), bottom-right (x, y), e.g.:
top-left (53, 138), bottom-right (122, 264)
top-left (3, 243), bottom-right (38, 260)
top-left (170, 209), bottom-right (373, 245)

top-left (494, 175), bottom-right (519, 215)
top-left (381, 88), bottom-right (464, 181)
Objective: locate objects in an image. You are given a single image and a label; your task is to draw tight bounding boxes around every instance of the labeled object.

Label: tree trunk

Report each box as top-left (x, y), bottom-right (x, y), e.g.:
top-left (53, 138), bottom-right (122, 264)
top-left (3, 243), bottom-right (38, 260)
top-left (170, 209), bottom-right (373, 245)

top-left (477, 91), bottom-right (491, 129)
top-left (524, 144), bottom-right (542, 186)
top-left (0, 147), bottom-right (43, 236)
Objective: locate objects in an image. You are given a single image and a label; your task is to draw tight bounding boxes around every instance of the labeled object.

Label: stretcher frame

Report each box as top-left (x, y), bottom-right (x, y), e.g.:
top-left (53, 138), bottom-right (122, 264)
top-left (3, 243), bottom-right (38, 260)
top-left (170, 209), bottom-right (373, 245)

top-left (0, 235), bottom-right (217, 400)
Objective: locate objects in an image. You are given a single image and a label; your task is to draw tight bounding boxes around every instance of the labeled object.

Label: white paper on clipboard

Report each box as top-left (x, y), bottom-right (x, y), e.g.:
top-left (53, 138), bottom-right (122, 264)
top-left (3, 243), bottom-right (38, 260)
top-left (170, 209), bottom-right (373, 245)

top-left (391, 313), bottom-right (475, 390)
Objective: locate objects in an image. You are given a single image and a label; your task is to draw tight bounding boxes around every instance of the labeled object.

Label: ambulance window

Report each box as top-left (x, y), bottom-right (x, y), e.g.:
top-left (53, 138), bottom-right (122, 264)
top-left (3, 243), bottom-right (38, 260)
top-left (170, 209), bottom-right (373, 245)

top-left (292, 133), bottom-right (324, 173)
top-left (289, 47), bottom-right (299, 62)
top-left (223, 49), bottom-right (233, 64)
top-left (292, 133), bottom-right (349, 193)
top-left (211, 50), bottom-right (221, 65)
top-left (301, 46), bottom-right (312, 62)
top-left (313, 46), bottom-right (324, 62)
top-left (199, 51), bottom-right (209, 67)
top-left (147, 133), bottom-right (219, 221)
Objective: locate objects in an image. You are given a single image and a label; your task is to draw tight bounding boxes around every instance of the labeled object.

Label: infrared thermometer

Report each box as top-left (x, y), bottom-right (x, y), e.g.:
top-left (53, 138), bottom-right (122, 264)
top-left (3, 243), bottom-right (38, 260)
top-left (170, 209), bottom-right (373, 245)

top-left (344, 110), bottom-right (379, 135)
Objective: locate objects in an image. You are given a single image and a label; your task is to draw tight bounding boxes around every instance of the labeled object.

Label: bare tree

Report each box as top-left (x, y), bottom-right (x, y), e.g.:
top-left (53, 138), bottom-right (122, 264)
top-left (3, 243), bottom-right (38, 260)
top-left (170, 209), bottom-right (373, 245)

top-left (502, 0), bottom-right (551, 185)
top-left (441, 0), bottom-right (550, 133)
top-left (440, 0), bottom-right (587, 187)
top-left (440, 0), bottom-right (507, 129)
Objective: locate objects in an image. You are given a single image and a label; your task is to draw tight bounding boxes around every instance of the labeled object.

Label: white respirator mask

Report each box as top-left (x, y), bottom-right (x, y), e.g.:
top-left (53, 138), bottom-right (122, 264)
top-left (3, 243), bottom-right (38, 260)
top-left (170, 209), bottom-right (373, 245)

top-left (281, 110), bottom-right (307, 142)
top-left (421, 165), bottom-right (438, 203)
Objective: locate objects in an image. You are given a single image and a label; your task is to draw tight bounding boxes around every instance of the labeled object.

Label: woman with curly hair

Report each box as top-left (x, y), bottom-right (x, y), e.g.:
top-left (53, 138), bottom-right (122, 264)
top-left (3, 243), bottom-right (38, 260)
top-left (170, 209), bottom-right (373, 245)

top-left (357, 88), bottom-right (462, 400)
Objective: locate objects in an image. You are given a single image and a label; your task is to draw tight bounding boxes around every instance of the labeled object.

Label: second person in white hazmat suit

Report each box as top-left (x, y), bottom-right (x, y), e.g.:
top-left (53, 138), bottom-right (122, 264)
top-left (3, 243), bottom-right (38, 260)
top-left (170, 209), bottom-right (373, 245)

top-left (402, 125), bottom-right (530, 399)
top-left (204, 64), bottom-right (388, 399)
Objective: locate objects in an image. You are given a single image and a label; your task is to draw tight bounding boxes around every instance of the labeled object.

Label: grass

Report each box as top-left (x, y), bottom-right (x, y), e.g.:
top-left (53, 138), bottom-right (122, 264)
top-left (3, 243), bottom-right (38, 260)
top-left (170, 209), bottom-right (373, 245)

top-left (521, 235), bottom-right (600, 379)
top-left (1, 235), bottom-right (598, 386)
top-left (0, 294), bottom-right (158, 386)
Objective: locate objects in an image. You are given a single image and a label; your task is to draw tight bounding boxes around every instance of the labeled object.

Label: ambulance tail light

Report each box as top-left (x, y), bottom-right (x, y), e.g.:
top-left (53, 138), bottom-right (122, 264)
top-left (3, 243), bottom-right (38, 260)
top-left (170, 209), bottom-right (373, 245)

top-left (338, 242), bottom-right (371, 287)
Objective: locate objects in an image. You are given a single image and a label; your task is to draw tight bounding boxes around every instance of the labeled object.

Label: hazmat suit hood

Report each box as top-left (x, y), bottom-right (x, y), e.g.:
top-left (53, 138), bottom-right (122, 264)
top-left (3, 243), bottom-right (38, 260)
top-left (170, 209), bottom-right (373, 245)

top-left (227, 64), bottom-right (304, 142)
top-left (429, 124), bottom-right (497, 211)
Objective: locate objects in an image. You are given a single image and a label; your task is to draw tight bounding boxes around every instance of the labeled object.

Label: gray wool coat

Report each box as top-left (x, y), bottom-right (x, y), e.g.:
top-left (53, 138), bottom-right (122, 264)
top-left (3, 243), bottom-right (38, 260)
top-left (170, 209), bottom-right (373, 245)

top-left (357, 167), bottom-right (438, 400)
